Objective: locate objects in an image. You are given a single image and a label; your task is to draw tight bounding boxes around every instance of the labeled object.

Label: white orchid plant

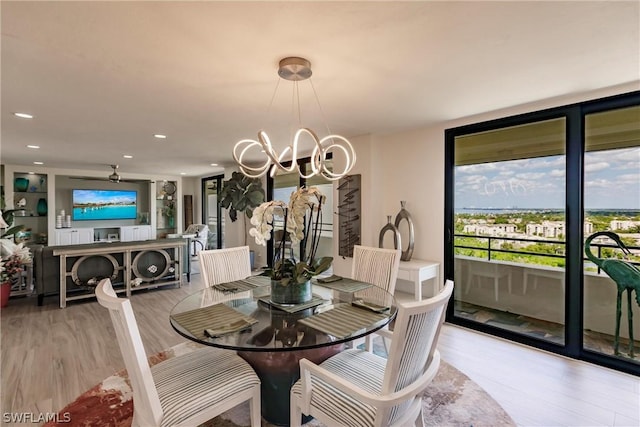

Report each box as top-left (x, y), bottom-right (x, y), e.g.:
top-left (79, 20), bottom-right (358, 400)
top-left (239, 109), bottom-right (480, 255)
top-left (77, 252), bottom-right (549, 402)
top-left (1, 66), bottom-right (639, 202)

top-left (249, 186), bottom-right (332, 285)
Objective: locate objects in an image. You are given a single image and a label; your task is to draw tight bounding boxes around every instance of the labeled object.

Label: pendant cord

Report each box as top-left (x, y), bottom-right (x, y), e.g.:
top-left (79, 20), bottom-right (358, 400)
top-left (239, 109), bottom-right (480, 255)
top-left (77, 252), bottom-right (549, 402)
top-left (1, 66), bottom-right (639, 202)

top-left (309, 78), bottom-right (333, 137)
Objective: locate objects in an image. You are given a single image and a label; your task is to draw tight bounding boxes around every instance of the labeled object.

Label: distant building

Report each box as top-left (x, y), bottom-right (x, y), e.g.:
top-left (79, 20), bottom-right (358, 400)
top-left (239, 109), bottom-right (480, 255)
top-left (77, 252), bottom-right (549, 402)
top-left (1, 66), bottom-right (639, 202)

top-left (463, 223), bottom-right (517, 236)
top-left (526, 221), bottom-right (565, 238)
top-left (584, 221), bottom-right (594, 234)
top-left (526, 220), bottom-right (594, 238)
top-left (610, 220), bottom-right (640, 231)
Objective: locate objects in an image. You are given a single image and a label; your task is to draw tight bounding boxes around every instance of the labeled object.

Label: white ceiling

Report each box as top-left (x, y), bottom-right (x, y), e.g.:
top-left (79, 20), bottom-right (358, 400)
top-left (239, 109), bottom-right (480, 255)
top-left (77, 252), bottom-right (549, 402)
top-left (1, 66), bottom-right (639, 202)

top-left (1, 1), bottom-right (639, 178)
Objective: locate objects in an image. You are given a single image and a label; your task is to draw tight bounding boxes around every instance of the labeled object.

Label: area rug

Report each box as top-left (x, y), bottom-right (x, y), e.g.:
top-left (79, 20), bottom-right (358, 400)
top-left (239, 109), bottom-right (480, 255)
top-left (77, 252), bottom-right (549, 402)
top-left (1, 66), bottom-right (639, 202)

top-left (44, 342), bottom-right (515, 427)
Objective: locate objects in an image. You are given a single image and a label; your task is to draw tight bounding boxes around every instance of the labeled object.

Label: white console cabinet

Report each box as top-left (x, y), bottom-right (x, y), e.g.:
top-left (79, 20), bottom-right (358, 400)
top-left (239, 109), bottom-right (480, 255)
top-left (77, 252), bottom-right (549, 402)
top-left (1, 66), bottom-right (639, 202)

top-left (54, 228), bottom-right (94, 246)
top-left (120, 225), bottom-right (152, 242)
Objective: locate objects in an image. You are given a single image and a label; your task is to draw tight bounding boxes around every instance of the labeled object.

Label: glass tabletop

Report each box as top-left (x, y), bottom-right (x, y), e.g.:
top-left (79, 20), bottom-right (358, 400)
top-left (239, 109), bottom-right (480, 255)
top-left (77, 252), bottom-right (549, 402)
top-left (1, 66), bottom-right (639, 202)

top-left (169, 276), bottom-right (397, 352)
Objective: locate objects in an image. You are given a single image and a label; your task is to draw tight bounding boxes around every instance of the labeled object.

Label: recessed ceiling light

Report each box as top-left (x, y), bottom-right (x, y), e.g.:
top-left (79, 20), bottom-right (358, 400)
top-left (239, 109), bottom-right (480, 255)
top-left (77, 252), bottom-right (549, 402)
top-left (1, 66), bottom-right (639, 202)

top-left (154, 134), bottom-right (167, 139)
top-left (14, 112), bottom-right (34, 119)
top-left (210, 163), bottom-right (218, 167)
top-left (33, 161), bottom-right (43, 165)
top-left (26, 145), bottom-right (40, 149)
top-left (123, 154), bottom-right (133, 159)
top-left (180, 172), bottom-right (186, 175)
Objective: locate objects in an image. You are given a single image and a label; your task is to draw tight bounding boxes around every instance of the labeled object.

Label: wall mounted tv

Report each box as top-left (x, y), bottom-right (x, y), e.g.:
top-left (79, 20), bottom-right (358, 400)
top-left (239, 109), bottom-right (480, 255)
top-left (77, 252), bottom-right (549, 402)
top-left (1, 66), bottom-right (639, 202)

top-left (72, 189), bottom-right (137, 221)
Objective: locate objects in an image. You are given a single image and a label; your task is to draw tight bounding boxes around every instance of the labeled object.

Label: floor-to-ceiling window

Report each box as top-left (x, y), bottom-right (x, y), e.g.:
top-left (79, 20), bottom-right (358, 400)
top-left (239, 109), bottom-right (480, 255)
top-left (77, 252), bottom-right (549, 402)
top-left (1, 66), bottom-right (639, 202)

top-left (583, 105), bottom-right (640, 365)
top-left (445, 91), bottom-right (640, 375)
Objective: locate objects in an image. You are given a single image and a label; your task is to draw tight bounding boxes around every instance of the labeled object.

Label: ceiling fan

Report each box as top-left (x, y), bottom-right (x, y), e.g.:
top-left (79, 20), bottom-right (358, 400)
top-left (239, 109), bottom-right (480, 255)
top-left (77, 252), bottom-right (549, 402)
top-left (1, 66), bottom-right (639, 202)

top-left (108, 164), bottom-right (121, 183)
top-left (69, 164), bottom-right (154, 184)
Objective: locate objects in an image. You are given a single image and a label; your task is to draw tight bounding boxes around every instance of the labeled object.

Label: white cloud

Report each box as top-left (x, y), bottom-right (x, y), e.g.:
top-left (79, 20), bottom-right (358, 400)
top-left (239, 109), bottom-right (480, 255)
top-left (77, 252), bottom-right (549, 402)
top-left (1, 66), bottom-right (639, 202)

top-left (550, 169), bottom-right (565, 177)
top-left (585, 178), bottom-right (611, 188)
top-left (618, 173), bottom-right (640, 185)
top-left (585, 161), bottom-right (610, 172)
top-left (515, 172), bottom-right (546, 180)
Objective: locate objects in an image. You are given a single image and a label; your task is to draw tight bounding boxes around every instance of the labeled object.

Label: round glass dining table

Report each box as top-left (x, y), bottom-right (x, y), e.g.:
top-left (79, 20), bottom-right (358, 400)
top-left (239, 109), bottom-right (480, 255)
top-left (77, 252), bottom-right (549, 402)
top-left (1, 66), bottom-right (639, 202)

top-left (169, 276), bottom-right (396, 426)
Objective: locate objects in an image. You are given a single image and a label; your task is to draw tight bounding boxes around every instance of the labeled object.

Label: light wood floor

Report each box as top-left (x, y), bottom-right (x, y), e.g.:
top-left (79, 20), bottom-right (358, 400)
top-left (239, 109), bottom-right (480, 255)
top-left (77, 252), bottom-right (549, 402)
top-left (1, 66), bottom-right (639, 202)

top-left (1, 273), bottom-right (638, 427)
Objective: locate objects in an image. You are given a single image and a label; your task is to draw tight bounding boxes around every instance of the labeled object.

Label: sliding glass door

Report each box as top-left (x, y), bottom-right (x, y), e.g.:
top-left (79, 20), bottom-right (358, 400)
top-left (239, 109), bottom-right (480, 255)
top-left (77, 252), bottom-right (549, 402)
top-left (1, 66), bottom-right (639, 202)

top-left (445, 91), bottom-right (640, 375)
top-left (201, 175), bottom-right (223, 250)
top-left (583, 105), bottom-right (640, 363)
top-left (451, 118), bottom-right (567, 346)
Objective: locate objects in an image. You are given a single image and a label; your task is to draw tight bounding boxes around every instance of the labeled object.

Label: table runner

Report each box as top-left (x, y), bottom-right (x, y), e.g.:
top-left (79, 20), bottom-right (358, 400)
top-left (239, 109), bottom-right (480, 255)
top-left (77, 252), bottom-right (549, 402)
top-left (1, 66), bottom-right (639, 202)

top-left (170, 303), bottom-right (258, 340)
top-left (298, 304), bottom-right (389, 338)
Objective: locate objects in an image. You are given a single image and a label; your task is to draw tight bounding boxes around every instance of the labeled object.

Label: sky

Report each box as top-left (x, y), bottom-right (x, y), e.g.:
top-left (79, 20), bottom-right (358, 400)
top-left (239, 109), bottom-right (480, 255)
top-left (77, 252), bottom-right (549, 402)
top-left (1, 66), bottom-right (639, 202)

top-left (455, 146), bottom-right (640, 210)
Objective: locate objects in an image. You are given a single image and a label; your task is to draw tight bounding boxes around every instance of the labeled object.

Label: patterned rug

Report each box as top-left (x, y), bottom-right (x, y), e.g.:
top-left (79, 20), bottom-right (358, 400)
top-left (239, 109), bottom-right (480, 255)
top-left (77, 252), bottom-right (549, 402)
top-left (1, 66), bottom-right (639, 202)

top-left (44, 342), bottom-right (515, 427)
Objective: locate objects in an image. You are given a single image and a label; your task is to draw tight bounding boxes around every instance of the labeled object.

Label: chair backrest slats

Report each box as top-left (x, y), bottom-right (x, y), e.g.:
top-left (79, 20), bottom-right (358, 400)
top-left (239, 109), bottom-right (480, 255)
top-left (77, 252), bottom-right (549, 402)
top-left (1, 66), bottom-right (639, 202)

top-left (95, 279), bottom-right (163, 426)
top-left (199, 246), bottom-right (251, 287)
top-left (381, 280), bottom-right (454, 425)
top-left (351, 245), bottom-right (401, 294)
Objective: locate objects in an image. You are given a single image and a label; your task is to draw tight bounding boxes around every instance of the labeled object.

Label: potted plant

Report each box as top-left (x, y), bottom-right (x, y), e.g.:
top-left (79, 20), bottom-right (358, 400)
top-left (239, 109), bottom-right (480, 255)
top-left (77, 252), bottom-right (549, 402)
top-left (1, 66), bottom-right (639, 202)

top-left (249, 186), bottom-right (332, 304)
top-left (0, 240), bottom-right (31, 307)
top-left (1, 187), bottom-right (25, 239)
top-left (219, 171), bottom-right (265, 223)
top-left (220, 172), bottom-right (266, 261)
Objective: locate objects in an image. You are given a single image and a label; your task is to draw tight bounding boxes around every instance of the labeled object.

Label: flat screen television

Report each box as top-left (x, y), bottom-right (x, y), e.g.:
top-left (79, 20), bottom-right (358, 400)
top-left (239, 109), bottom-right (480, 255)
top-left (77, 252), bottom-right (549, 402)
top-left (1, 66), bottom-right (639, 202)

top-left (72, 189), bottom-right (137, 221)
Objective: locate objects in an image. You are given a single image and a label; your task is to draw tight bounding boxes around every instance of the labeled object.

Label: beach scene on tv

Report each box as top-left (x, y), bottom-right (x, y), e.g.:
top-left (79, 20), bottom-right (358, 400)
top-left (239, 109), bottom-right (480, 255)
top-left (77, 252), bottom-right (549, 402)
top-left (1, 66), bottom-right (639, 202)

top-left (72, 189), bottom-right (137, 220)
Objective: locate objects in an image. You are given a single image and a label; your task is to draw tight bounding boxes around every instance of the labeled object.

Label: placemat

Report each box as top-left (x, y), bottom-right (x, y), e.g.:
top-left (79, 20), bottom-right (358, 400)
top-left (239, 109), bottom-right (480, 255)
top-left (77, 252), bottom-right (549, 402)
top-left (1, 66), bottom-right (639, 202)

top-left (258, 295), bottom-right (327, 313)
top-left (312, 277), bottom-right (373, 293)
top-left (298, 304), bottom-right (389, 338)
top-left (170, 303), bottom-right (258, 340)
top-left (214, 275), bottom-right (271, 292)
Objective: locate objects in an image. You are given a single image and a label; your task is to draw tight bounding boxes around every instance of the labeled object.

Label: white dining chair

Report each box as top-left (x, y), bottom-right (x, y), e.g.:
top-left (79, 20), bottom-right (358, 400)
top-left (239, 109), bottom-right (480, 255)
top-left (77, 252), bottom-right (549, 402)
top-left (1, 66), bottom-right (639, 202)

top-left (199, 246), bottom-right (252, 288)
top-left (290, 280), bottom-right (454, 427)
top-left (95, 279), bottom-right (261, 427)
top-left (351, 245), bottom-right (401, 351)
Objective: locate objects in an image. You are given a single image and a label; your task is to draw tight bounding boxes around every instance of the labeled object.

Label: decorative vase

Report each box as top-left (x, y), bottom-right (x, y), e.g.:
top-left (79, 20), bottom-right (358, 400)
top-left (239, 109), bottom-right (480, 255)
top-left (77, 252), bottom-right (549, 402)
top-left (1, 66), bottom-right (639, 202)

top-left (168, 216), bottom-right (175, 228)
top-left (37, 198), bottom-right (48, 216)
top-left (394, 201), bottom-right (415, 261)
top-left (14, 177), bottom-right (29, 192)
top-left (270, 279), bottom-right (312, 305)
top-left (1, 282), bottom-right (11, 308)
top-left (379, 215), bottom-right (401, 250)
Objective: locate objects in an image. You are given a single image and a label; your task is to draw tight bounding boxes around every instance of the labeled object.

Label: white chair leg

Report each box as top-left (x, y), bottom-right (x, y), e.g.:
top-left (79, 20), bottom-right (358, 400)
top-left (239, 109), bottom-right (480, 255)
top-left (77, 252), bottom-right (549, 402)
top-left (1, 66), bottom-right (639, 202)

top-left (250, 390), bottom-right (261, 427)
top-left (415, 407), bottom-right (425, 427)
top-left (290, 396), bottom-right (302, 427)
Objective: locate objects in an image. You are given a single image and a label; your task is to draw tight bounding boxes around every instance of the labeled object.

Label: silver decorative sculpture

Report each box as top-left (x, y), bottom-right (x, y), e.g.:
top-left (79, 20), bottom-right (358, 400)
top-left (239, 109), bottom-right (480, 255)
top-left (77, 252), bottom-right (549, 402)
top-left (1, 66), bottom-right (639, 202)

top-left (394, 201), bottom-right (415, 261)
top-left (379, 215), bottom-right (401, 250)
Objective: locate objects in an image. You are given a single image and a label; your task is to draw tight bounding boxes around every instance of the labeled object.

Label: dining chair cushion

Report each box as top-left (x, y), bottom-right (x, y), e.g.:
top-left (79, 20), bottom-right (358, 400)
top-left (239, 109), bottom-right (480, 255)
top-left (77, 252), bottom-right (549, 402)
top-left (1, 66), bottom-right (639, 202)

top-left (290, 349), bottom-right (385, 426)
top-left (153, 346), bottom-right (260, 427)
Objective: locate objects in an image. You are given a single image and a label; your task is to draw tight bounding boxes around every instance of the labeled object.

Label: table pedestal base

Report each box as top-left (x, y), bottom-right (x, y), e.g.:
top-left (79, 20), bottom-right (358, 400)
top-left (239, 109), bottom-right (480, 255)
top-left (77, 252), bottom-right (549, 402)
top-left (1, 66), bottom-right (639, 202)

top-left (238, 343), bottom-right (345, 426)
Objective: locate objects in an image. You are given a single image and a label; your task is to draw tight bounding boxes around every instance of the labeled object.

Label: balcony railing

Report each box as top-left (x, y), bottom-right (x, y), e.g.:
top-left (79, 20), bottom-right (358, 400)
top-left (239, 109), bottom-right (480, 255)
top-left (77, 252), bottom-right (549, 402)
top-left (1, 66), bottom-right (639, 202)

top-left (454, 233), bottom-right (640, 274)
